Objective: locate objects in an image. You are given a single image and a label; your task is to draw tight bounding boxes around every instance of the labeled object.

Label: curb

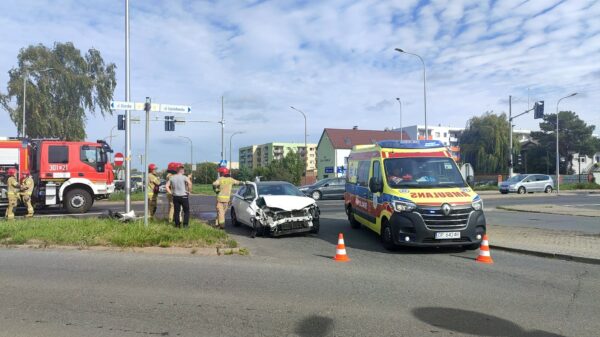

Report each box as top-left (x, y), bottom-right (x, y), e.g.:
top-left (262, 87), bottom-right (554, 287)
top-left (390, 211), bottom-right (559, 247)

top-left (2, 244), bottom-right (247, 257)
top-left (491, 244), bottom-right (600, 265)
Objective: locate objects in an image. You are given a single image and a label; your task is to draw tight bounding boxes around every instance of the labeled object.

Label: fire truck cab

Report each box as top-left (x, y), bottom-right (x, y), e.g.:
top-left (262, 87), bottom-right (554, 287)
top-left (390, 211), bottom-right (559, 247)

top-left (0, 137), bottom-right (115, 214)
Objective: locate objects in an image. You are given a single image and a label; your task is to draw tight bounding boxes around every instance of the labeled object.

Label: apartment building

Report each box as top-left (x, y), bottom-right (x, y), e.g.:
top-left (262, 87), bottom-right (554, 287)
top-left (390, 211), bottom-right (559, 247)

top-left (239, 142), bottom-right (317, 171)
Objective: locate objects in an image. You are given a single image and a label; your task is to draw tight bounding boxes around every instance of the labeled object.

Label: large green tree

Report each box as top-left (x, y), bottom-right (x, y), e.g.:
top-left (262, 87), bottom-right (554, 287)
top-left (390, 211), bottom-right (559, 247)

top-left (253, 151), bottom-right (306, 185)
top-left (530, 111), bottom-right (597, 174)
top-left (0, 42), bottom-right (116, 140)
top-left (460, 112), bottom-right (514, 174)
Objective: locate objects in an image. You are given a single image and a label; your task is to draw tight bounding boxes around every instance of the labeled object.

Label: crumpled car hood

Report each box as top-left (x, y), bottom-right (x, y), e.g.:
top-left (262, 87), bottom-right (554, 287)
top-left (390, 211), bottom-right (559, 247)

top-left (258, 195), bottom-right (316, 211)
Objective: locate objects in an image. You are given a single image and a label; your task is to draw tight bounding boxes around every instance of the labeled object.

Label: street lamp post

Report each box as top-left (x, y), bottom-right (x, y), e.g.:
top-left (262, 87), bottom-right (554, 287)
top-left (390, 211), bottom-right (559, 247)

top-left (229, 132), bottom-right (244, 170)
top-left (395, 48), bottom-right (427, 140)
top-left (178, 136), bottom-right (193, 168)
top-left (290, 106), bottom-right (308, 185)
top-left (22, 67), bottom-right (54, 138)
top-left (556, 93), bottom-right (577, 194)
top-left (395, 98), bottom-right (403, 139)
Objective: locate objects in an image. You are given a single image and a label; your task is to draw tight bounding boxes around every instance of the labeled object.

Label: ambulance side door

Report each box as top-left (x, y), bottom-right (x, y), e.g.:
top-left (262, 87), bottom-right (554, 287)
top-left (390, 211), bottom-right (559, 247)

top-left (366, 159), bottom-right (383, 231)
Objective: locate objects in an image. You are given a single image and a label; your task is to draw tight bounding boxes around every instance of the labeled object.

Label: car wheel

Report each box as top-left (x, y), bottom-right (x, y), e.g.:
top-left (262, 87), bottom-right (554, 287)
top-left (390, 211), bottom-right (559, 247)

top-left (517, 186), bottom-right (526, 194)
top-left (64, 188), bottom-right (93, 214)
top-left (231, 208), bottom-right (240, 227)
top-left (311, 190), bottom-right (322, 200)
top-left (380, 220), bottom-right (395, 251)
top-left (310, 219), bottom-right (320, 234)
top-left (544, 186), bottom-right (553, 193)
top-left (347, 206), bottom-right (361, 229)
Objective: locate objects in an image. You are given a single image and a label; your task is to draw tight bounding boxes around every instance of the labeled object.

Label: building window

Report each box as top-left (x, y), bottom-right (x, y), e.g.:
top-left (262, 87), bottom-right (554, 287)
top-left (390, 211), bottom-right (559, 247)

top-left (443, 132), bottom-right (447, 138)
top-left (435, 132), bottom-right (440, 137)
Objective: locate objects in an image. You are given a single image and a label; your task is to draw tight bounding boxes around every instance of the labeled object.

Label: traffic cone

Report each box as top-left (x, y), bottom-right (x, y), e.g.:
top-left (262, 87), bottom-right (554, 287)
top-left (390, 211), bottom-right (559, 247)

top-left (476, 234), bottom-right (494, 264)
top-left (333, 233), bottom-right (350, 262)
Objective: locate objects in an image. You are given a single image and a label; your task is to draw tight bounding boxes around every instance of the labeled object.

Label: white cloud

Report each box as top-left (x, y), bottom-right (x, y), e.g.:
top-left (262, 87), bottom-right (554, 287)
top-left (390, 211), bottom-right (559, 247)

top-left (0, 0), bottom-right (598, 168)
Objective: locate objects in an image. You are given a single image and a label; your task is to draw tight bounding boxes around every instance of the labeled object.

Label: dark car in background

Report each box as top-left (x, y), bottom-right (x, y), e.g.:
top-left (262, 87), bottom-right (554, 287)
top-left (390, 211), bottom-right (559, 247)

top-left (299, 177), bottom-right (346, 200)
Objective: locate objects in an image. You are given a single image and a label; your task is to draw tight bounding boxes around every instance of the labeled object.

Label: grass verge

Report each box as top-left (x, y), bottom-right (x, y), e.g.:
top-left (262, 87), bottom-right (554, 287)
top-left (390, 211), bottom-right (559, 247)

top-left (0, 217), bottom-right (236, 248)
top-left (192, 184), bottom-right (216, 195)
top-left (108, 191), bottom-right (146, 202)
top-left (559, 182), bottom-right (600, 190)
top-left (473, 185), bottom-right (498, 191)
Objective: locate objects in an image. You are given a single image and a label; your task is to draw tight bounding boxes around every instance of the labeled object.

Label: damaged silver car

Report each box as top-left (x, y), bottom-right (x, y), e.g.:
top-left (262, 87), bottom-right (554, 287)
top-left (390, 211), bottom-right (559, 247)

top-left (231, 181), bottom-right (320, 236)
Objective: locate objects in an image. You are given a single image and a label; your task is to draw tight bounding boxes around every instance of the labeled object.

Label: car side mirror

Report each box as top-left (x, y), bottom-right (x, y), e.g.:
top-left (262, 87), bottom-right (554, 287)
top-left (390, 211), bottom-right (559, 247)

top-left (369, 177), bottom-right (383, 193)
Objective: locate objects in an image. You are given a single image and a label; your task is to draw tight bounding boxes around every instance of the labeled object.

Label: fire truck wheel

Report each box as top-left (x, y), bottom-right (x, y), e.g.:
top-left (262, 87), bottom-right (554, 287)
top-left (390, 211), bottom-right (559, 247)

top-left (64, 188), bottom-right (92, 214)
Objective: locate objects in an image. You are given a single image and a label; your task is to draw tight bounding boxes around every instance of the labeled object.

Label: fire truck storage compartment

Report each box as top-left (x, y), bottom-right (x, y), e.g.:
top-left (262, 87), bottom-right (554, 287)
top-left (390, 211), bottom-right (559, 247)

top-left (0, 148), bottom-right (20, 166)
top-left (45, 182), bottom-right (57, 205)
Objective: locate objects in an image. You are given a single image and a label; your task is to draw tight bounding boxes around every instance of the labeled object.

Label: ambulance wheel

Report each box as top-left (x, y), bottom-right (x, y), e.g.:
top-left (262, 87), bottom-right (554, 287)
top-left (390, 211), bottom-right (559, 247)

top-left (231, 208), bottom-right (240, 227)
top-left (347, 206), bottom-right (361, 229)
top-left (64, 188), bottom-right (92, 214)
top-left (380, 220), bottom-right (395, 251)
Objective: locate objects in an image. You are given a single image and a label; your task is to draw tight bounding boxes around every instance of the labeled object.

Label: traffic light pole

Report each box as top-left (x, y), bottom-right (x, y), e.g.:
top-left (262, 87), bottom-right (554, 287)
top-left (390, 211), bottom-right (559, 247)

top-left (143, 97), bottom-right (151, 227)
top-left (124, 0), bottom-right (132, 213)
top-left (508, 103), bottom-right (536, 177)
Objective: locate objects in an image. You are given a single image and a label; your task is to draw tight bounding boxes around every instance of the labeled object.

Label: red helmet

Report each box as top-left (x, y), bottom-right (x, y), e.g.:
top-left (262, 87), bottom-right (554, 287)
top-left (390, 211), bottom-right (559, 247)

top-left (148, 163), bottom-right (157, 171)
top-left (167, 162), bottom-right (183, 172)
top-left (21, 170), bottom-right (30, 175)
top-left (7, 168), bottom-right (17, 176)
top-left (218, 167), bottom-right (229, 175)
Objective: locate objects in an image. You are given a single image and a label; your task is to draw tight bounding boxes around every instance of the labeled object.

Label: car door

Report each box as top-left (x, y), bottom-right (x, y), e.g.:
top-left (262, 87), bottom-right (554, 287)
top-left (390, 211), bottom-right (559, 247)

top-left (330, 178), bottom-right (346, 199)
top-left (238, 183), bottom-right (258, 226)
top-left (319, 179), bottom-right (334, 199)
top-left (533, 175), bottom-right (545, 191)
top-left (522, 175), bottom-right (535, 192)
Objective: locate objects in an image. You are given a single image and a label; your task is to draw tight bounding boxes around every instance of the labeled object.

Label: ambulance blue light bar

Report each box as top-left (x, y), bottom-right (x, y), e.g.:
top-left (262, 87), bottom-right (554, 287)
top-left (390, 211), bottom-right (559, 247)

top-left (377, 140), bottom-right (445, 149)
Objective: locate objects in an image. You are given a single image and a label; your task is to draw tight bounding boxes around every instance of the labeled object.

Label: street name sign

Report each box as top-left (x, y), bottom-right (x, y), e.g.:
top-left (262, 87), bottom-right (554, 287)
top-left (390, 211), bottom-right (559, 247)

top-left (110, 101), bottom-right (135, 110)
top-left (160, 104), bottom-right (192, 114)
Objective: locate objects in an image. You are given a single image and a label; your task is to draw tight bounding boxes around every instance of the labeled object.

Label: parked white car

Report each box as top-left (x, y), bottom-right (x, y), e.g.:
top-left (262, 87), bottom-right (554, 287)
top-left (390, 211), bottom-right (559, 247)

top-left (230, 181), bottom-right (320, 236)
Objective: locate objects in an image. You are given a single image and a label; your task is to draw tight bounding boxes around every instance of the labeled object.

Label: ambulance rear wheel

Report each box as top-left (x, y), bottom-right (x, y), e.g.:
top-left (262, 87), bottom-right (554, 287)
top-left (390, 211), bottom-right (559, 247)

top-left (64, 188), bottom-right (92, 214)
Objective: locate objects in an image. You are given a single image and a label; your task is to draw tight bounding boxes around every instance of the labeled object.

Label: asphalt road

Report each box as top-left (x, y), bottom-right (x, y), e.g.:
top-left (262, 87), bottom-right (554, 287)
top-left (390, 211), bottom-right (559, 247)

top-left (2, 194), bottom-right (600, 336)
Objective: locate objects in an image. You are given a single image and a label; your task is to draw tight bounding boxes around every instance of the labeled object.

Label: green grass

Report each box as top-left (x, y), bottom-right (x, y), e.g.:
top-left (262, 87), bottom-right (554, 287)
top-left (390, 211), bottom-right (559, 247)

top-left (559, 182), bottom-right (600, 190)
top-left (0, 217), bottom-right (236, 248)
top-left (473, 185), bottom-right (499, 191)
top-left (192, 184), bottom-right (216, 195)
top-left (108, 191), bottom-right (146, 201)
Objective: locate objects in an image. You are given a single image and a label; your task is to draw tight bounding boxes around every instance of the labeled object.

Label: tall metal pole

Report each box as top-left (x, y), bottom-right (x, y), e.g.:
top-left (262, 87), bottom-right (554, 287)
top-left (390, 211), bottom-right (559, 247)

top-left (395, 48), bottom-right (427, 139)
top-left (143, 97), bottom-right (150, 227)
top-left (395, 98), bottom-right (403, 139)
top-left (178, 136), bottom-right (193, 167)
top-left (556, 93), bottom-right (578, 194)
top-left (290, 106), bottom-right (307, 184)
top-left (509, 95), bottom-right (513, 177)
top-left (124, 0), bottom-right (132, 212)
top-left (22, 74), bottom-right (26, 138)
top-left (221, 96), bottom-right (225, 161)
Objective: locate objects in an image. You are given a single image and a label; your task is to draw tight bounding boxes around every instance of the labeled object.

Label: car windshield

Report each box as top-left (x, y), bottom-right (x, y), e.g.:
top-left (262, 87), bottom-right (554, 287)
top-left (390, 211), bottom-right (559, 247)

top-left (257, 183), bottom-right (305, 197)
top-left (384, 157), bottom-right (466, 188)
top-left (506, 174), bottom-right (527, 183)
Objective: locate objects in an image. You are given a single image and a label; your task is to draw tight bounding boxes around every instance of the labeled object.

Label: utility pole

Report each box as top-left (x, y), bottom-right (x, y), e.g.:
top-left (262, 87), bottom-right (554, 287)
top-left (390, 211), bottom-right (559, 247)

top-left (143, 97), bottom-right (151, 227)
top-left (509, 95), bottom-right (513, 177)
top-left (229, 132), bottom-right (244, 170)
top-left (396, 98), bottom-right (403, 139)
top-left (220, 96), bottom-right (225, 161)
top-left (124, 0), bottom-right (132, 213)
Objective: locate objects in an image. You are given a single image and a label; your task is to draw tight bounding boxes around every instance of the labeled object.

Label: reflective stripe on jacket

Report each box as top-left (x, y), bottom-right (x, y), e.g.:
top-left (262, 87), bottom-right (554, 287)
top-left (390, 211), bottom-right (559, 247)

top-left (212, 177), bottom-right (240, 202)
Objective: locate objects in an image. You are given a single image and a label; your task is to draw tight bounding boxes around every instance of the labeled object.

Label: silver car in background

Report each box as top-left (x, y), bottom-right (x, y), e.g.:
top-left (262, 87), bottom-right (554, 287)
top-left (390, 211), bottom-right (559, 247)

top-left (499, 174), bottom-right (554, 194)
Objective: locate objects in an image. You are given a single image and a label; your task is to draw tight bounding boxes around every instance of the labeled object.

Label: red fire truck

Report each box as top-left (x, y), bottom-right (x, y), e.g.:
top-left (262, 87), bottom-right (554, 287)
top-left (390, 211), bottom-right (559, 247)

top-left (0, 137), bottom-right (115, 213)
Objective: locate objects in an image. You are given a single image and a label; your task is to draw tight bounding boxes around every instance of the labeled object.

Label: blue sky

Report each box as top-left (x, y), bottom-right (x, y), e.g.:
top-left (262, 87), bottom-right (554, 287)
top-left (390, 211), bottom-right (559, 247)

top-left (1, 0), bottom-right (599, 168)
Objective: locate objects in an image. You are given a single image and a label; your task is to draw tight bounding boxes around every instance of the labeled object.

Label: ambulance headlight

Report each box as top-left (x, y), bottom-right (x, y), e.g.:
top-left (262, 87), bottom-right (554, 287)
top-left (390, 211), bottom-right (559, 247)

top-left (393, 200), bottom-right (416, 213)
top-left (472, 199), bottom-right (483, 211)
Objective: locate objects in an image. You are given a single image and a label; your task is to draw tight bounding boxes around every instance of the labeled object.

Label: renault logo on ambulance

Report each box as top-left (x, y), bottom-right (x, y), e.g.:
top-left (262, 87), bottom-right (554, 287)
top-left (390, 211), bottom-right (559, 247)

top-left (344, 139), bottom-right (487, 249)
top-left (441, 203), bottom-right (452, 216)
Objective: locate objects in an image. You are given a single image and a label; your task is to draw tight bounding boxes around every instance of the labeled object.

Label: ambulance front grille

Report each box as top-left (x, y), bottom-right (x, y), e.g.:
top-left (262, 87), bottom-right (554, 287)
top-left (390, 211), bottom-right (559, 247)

top-left (416, 206), bottom-right (472, 231)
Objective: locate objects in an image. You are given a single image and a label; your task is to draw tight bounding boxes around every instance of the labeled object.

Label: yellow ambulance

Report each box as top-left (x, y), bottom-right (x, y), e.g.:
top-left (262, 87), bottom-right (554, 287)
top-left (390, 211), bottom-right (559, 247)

top-left (344, 140), bottom-right (486, 250)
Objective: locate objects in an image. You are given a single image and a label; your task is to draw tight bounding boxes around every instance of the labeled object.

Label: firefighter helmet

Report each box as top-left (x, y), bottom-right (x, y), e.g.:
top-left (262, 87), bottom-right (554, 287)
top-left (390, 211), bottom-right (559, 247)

top-left (7, 168), bottom-right (17, 176)
top-left (218, 167), bottom-right (229, 176)
top-left (148, 163), bottom-right (157, 171)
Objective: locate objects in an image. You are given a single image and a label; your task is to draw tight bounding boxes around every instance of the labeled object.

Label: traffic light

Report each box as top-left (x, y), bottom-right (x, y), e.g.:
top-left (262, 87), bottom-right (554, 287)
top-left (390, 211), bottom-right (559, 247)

top-left (165, 116), bottom-right (175, 131)
top-left (517, 153), bottom-right (523, 166)
top-left (117, 114), bottom-right (126, 130)
top-left (534, 101), bottom-right (544, 119)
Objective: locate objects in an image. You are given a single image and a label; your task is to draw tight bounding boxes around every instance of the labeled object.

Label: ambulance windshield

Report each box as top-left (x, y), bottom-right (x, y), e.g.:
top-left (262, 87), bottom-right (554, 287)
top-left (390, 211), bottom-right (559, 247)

top-left (384, 157), bottom-right (466, 188)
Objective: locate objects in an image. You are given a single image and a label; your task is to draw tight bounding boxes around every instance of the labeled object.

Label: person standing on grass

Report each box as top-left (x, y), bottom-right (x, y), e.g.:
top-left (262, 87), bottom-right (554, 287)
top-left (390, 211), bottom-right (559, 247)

top-left (166, 165), bottom-right (192, 228)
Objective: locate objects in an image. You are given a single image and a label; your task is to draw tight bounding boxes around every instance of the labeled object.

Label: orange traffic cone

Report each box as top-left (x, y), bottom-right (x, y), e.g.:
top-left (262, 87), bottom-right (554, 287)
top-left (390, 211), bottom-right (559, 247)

top-left (476, 234), bottom-right (494, 264)
top-left (333, 233), bottom-right (350, 262)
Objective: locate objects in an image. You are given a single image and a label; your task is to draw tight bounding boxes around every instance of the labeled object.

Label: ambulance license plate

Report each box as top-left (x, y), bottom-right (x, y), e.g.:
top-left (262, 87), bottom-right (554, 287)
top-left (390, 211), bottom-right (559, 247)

top-left (435, 232), bottom-right (460, 239)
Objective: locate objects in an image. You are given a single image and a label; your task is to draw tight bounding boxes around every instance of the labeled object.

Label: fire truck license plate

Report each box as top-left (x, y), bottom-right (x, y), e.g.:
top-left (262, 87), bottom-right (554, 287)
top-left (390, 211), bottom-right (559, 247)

top-left (435, 232), bottom-right (460, 239)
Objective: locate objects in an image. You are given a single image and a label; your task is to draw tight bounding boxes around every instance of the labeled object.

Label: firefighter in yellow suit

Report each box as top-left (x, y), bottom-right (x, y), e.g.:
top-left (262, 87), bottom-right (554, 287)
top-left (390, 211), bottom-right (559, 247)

top-left (147, 164), bottom-right (161, 219)
top-left (4, 168), bottom-right (20, 220)
top-left (19, 170), bottom-right (35, 217)
top-left (212, 167), bottom-right (243, 229)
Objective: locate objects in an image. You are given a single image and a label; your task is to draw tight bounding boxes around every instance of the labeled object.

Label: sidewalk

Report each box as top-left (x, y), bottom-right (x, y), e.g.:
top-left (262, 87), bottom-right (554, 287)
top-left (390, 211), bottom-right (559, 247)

top-left (488, 224), bottom-right (600, 264)
top-left (496, 204), bottom-right (600, 217)
top-left (476, 189), bottom-right (599, 195)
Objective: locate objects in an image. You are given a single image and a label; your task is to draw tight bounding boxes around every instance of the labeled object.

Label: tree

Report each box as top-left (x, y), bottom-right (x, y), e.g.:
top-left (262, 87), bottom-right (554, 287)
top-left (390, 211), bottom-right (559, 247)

top-left (252, 151), bottom-right (306, 185)
top-left (0, 42), bottom-right (117, 140)
top-left (236, 165), bottom-right (254, 181)
top-left (460, 112), bottom-right (514, 174)
top-left (531, 111), bottom-right (597, 174)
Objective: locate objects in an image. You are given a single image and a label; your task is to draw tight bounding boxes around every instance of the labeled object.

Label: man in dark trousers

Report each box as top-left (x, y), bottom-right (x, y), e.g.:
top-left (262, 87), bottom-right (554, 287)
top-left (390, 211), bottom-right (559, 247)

top-left (165, 165), bottom-right (192, 228)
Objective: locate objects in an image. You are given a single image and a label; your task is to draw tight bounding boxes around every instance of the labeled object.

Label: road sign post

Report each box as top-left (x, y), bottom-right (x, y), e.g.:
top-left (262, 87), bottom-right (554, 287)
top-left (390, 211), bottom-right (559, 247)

top-left (143, 97), bottom-right (151, 227)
